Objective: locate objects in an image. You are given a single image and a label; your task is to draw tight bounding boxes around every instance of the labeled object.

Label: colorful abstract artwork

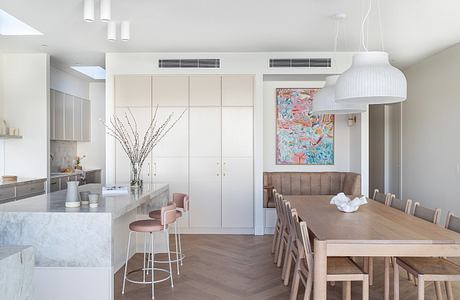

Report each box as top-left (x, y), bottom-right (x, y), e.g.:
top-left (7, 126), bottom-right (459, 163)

top-left (276, 88), bottom-right (334, 165)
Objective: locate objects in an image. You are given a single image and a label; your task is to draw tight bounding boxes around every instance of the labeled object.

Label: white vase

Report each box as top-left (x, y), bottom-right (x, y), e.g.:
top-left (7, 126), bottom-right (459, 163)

top-left (65, 181), bottom-right (81, 207)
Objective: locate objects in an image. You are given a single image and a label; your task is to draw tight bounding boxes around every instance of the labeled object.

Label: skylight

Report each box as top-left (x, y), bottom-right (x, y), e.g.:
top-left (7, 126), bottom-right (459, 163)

top-left (71, 66), bottom-right (106, 80)
top-left (0, 9), bottom-right (42, 35)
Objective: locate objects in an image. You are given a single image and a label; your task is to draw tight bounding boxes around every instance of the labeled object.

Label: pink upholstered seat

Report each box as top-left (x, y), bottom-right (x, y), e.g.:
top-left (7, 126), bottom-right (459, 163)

top-left (129, 219), bottom-right (163, 232)
top-left (149, 210), bottom-right (182, 220)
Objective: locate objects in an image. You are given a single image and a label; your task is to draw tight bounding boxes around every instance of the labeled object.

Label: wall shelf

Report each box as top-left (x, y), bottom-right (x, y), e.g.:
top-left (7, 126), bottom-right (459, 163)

top-left (0, 135), bottom-right (23, 139)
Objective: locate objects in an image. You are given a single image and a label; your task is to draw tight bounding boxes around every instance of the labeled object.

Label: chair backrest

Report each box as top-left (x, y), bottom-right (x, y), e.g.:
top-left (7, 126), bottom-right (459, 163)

top-left (294, 217), bottom-right (313, 272)
top-left (161, 203), bottom-right (177, 226)
top-left (445, 212), bottom-right (460, 234)
top-left (372, 189), bottom-right (391, 205)
top-left (274, 192), bottom-right (284, 222)
top-left (390, 197), bottom-right (412, 214)
top-left (412, 202), bottom-right (441, 224)
top-left (172, 193), bottom-right (189, 211)
top-left (283, 201), bottom-right (293, 234)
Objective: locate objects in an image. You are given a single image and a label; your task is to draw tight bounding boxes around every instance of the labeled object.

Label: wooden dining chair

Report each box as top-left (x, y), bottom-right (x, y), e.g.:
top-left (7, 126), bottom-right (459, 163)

top-left (290, 212), bottom-right (369, 300)
top-left (271, 189), bottom-right (281, 254)
top-left (372, 189), bottom-right (392, 205)
top-left (273, 193), bottom-right (287, 265)
top-left (282, 207), bottom-right (300, 285)
top-left (276, 198), bottom-right (291, 268)
top-left (393, 204), bottom-right (451, 300)
top-left (389, 196), bottom-right (413, 214)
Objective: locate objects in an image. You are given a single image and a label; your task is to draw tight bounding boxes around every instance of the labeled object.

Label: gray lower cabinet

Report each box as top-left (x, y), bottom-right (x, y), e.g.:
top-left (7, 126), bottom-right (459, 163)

top-left (0, 186), bottom-right (15, 204)
top-left (50, 178), bottom-right (60, 192)
top-left (49, 170), bottom-right (102, 192)
top-left (0, 180), bottom-right (46, 204)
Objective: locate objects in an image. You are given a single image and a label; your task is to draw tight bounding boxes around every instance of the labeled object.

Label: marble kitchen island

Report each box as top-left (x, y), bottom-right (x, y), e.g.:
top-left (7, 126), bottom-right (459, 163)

top-left (0, 183), bottom-right (169, 300)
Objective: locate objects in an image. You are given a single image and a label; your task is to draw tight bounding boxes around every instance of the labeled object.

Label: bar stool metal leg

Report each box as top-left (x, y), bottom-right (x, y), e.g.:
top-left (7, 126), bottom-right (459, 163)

top-left (122, 231), bottom-right (132, 295)
top-left (174, 222), bottom-right (180, 274)
top-left (178, 223), bottom-right (183, 266)
top-left (150, 232), bottom-right (154, 299)
top-left (165, 228), bottom-right (174, 287)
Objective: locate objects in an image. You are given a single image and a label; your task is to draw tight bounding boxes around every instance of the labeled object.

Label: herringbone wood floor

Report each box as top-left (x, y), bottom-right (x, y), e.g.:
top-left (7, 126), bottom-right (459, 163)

top-left (114, 235), bottom-right (460, 299)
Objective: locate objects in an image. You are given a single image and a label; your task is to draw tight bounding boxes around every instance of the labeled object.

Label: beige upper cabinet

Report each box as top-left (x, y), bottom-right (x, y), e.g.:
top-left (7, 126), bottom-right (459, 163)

top-left (115, 75), bottom-right (152, 107)
top-left (64, 94), bottom-right (74, 140)
top-left (190, 76), bottom-right (221, 106)
top-left (222, 75), bottom-right (254, 106)
top-left (152, 76), bottom-right (189, 107)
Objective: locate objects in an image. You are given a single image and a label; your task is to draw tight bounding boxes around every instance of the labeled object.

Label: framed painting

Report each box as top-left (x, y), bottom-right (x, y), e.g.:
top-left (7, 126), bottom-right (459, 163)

top-left (276, 88), bottom-right (334, 165)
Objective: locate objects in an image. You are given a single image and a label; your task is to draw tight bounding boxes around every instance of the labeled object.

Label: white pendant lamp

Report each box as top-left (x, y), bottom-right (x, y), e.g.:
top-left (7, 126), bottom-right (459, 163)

top-left (121, 21), bottom-right (130, 41)
top-left (335, 0), bottom-right (407, 104)
top-left (83, 0), bottom-right (94, 22)
top-left (107, 21), bottom-right (116, 41)
top-left (100, 0), bottom-right (111, 22)
top-left (312, 75), bottom-right (367, 114)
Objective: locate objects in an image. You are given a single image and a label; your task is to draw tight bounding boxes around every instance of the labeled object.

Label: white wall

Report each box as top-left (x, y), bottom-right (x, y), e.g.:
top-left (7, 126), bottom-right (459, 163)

top-left (263, 80), bottom-right (351, 172)
top-left (50, 67), bottom-right (89, 99)
top-left (77, 82), bottom-right (106, 182)
top-left (0, 54), bottom-right (49, 178)
top-left (369, 105), bottom-right (385, 195)
top-left (402, 43), bottom-right (460, 222)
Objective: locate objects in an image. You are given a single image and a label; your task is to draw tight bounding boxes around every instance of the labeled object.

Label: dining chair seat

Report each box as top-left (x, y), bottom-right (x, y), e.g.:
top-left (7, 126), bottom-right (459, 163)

top-left (149, 209), bottom-right (182, 219)
top-left (327, 257), bottom-right (365, 275)
top-left (396, 257), bottom-right (460, 275)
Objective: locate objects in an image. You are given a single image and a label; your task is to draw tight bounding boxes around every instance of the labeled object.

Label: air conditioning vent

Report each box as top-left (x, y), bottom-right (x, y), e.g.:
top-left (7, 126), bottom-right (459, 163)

top-left (269, 58), bottom-right (331, 68)
top-left (158, 59), bottom-right (220, 69)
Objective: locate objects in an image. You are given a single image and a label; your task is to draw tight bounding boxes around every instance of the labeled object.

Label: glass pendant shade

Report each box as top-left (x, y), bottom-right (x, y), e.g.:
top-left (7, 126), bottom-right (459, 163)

top-left (335, 51), bottom-right (407, 104)
top-left (312, 75), bottom-right (367, 114)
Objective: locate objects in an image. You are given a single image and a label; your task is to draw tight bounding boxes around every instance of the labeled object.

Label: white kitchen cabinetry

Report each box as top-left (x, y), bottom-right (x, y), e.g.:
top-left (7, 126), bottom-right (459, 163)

top-left (50, 89), bottom-right (91, 142)
top-left (222, 75), bottom-right (254, 106)
top-left (190, 76), bottom-right (221, 106)
top-left (152, 76), bottom-right (188, 107)
top-left (115, 75), bottom-right (151, 107)
top-left (151, 107), bottom-right (189, 157)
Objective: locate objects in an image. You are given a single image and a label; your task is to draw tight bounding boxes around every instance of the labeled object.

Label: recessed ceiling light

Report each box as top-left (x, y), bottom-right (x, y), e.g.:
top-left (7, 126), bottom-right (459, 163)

top-left (0, 9), bottom-right (43, 35)
top-left (71, 66), bottom-right (106, 80)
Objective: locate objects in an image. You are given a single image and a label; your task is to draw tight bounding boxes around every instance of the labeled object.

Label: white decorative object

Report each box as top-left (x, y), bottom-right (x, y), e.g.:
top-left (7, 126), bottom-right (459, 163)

top-left (89, 193), bottom-right (100, 208)
top-left (80, 191), bottom-right (90, 205)
top-left (83, 0), bottom-right (95, 22)
top-left (335, 52), bottom-right (407, 104)
top-left (120, 21), bottom-right (130, 41)
top-left (330, 192), bottom-right (367, 213)
top-left (65, 181), bottom-right (81, 208)
top-left (102, 186), bottom-right (129, 196)
top-left (312, 75), bottom-right (367, 114)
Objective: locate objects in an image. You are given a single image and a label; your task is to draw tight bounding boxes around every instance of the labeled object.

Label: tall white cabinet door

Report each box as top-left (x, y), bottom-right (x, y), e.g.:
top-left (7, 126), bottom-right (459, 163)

top-left (222, 107), bottom-right (253, 157)
top-left (115, 107), bottom-right (152, 184)
top-left (222, 75), bottom-right (254, 106)
top-left (115, 75), bottom-right (152, 107)
top-left (50, 90), bottom-right (56, 140)
top-left (152, 76), bottom-right (188, 107)
top-left (151, 107), bottom-right (188, 157)
top-left (73, 97), bottom-right (82, 141)
top-left (82, 100), bottom-right (91, 141)
top-left (222, 157), bottom-right (254, 228)
top-left (189, 107), bottom-right (221, 157)
top-left (151, 157), bottom-right (189, 227)
top-left (54, 91), bottom-right (65, 140)
top-left (64, 94), bottom-right (74, 140)
top-left (189, 157), bottom-right (222, 228)
top-left (190, 76), bottom-right (221, 106)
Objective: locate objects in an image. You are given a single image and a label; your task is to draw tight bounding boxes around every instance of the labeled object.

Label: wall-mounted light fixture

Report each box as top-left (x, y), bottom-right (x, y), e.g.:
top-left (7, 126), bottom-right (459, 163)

top-left (347, 114), bottom-right (357, 127)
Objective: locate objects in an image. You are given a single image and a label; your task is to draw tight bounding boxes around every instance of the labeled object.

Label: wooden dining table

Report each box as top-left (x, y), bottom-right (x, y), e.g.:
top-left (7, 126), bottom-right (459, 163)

top-left (285, 195), bottom-right (460, 300)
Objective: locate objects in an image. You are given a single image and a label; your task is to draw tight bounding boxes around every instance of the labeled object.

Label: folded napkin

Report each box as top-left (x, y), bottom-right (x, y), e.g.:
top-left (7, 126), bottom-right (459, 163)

top-left (330, 193), bottom-right (367, 213)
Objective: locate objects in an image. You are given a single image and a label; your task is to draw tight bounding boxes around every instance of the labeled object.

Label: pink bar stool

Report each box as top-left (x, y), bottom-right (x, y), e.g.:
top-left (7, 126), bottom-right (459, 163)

top-left (149, 193), bottom-right (189, 275)
top-left (122, 203), bottom-right (177, 299)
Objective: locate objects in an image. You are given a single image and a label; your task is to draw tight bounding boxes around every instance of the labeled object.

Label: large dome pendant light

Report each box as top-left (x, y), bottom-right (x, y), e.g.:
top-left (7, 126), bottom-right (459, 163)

top-left (335, 0), bottom-right (407, 104)
top-left (312, 14), bottom-right (367, 114)
top-left (312, 75), bottom-right (366, 114)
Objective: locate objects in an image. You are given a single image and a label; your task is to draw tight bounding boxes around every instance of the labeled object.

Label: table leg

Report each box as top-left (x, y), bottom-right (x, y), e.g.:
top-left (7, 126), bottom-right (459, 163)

top-left (313, 239), bottom-right (327, 300)
top-left (384, 257), bottom-right (390, 300)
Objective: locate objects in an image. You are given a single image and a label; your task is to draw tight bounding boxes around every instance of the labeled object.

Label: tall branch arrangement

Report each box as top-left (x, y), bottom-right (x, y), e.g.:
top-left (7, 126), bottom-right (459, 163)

top-left (102, 105), bottom-right (185, 171)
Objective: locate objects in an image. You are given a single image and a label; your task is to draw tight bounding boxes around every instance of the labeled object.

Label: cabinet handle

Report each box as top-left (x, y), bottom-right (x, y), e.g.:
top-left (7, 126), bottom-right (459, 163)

top-left (223, 162), bottom-right (226, 176)
top-left (153, 162), bottom-right (157, 176)
top-left (217, 162), bottom-right (220, 176)
top-left (147, 162), bottom-right (150, 177)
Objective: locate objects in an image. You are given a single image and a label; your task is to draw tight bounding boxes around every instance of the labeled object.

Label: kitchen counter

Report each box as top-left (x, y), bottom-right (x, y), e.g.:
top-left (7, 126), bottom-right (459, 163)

top-left (0, 183), bottom-right (169, 300)
top-left (0, 246), bottom-right (34, 300)
top-left (50, 168), bottom-right (101, 178)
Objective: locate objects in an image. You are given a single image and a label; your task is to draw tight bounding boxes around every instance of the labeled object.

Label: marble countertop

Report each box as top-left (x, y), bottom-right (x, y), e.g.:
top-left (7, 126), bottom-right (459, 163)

top-left (0, 245), bottom-right (31, 261)
top-left (0, 183), bottom-right (169, 219)
top-left (0, 178), bottom-right (47, 188)
top-left (50, 168), bottom-right (101, 179)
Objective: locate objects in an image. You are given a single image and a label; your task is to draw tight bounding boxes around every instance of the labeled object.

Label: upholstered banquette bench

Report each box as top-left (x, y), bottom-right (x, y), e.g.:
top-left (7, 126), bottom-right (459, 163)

top-left (263, 172), bottom-right (361, 208)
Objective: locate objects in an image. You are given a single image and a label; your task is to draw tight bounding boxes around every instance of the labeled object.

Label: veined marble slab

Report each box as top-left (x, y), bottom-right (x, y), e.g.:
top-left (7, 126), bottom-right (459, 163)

top-left (0, 246), bottom-right (34, 300)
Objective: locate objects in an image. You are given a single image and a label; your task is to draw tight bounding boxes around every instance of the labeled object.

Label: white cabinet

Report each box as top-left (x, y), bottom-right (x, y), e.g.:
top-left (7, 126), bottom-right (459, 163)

top-left (50, 90), bottom-right (91, 142)
top-left (190, 76), bottom-right (221, 106)
top-left (54, 91), bottom-right (65, 140)
top-left (222, 107), bottom-right (253, 157)
top-left (73, 97), bottom-right (82, 141)
top-left (151, 107), bottom-right (189, 157)
top-left (189, 107), bottom-right (221, 157)
top-left (115, 75), bottom-right (151, 107)
top-left (222, 75), bottom-right (254, 106)
top-left (153, 76), bottom-right (189, 107)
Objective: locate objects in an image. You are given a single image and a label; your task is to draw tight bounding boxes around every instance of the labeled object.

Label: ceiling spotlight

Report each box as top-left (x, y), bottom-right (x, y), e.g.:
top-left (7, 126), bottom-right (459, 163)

top-left (100, 0), bottom-right (111, 22)
top-left (107, 21), bottom-right (116, 40)
top-left (121, 21), bottom-right (130, 41)
top-left (83, 0), bottom-right (95, 22)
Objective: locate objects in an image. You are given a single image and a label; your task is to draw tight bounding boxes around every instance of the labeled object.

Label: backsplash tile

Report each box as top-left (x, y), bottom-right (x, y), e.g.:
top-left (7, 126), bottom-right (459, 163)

top-left (50, 141), bottom-right (77, 172)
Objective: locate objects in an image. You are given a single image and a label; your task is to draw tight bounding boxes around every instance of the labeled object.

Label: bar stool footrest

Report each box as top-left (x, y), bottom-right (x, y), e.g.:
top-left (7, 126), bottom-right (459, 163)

top-left (150, 251), bottom-right (185, 264)
top-left (125, 267), bottom-right (171, 285)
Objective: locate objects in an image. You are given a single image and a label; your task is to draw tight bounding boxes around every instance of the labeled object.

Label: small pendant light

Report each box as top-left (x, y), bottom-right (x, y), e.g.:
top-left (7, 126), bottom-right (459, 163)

top-left (121, 21), bottom-right (130, 41)
top-left (83, 0), bottom-right (95, 22)
top-left (107, 21), bottom-right (116, 41)
top-left (100, 0), bottom-right (111, 22)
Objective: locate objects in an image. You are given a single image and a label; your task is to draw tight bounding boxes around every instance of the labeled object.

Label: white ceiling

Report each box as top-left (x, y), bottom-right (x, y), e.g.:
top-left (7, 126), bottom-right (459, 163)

top-left (0, 0), bottom-right (459, 77)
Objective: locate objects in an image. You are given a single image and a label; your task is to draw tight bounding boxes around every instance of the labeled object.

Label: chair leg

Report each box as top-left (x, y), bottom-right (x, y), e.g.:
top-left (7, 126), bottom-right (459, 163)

top-left (304, 272), bottom-right (313, 300)
top-left (174, 222), bottom-right (180, 275)
top-left (434, 282), bottom-right (443, 300)
top-left (277, 235), bottom-right (285, 268)
top-left (418, 277), bottom-right (425, 300)
top-left (122, 231), bottom-right (132, 295)
top-left (177, 222), bottom-right (183, 266)
top-left (445, 281), bottom-right (454, 300)
top-left (272, 221), bottom-right (280, 253)
top-left (150, 232), bottom-right (155, 299)
top-left (290, 260), bottom-right (301, 300)
top-left (368, 257), bottom-right (374, 286)
top-left (165, 230), bottom-right (174, 288)
top-left (282, 237), bottom-right (292, 280)
top-left (384, 257), bottom-right (390, 300)
top-left (274, 225), bottom-right (284, 264)
top-left (393, 258), bottom-right (400, 300)
top-left (342, 281), bottom-right (351, 300)
top-left (362, 275), bottom-right (369, 300)
top-left (283, 251), bottom-right (294, 285)
top-left (143, 233), bottom-right (147, 281)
